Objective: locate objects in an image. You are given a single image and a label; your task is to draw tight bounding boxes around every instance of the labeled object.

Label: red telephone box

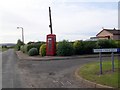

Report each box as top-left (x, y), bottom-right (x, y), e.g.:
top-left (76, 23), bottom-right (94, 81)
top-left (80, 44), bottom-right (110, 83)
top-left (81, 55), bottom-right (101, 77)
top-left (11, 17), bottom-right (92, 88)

top-left (46, 34), bottom-right (56, 56)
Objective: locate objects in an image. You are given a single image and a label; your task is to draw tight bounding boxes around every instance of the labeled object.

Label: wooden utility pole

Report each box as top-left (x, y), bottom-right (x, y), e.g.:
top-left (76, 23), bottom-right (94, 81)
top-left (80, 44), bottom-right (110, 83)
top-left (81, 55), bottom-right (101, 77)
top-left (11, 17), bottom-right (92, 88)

top-left (49, 7), bottom-right (53, 34)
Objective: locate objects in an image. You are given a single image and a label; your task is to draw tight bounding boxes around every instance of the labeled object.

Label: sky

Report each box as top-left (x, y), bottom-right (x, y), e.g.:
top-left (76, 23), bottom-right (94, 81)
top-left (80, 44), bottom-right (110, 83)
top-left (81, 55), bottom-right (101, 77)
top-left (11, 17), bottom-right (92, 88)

top-left (0, 0), bottom-right (119, 43)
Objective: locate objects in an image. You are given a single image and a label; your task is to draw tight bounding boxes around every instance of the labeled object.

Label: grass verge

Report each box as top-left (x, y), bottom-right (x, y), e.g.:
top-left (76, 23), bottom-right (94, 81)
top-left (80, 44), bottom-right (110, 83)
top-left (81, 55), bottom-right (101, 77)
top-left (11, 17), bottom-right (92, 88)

top-left (2, 48), bottom-right (8, 52)
top-left (0, 47), bottom-right (8, 52)
top-left (79, 60), bottom-right (118, 88)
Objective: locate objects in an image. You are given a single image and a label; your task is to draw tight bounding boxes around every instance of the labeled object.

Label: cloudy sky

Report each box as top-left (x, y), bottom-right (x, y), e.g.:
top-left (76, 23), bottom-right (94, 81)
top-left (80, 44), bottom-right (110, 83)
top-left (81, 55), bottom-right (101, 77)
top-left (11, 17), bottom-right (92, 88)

top-left (0, 0), bottom-right (119, 43)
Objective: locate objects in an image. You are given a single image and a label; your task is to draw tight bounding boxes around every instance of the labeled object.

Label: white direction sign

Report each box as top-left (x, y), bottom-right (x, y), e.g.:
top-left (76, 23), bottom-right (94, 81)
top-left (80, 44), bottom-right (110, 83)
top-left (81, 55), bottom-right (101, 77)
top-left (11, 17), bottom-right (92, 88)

top-left (93, 48), bottom-right (118, 53)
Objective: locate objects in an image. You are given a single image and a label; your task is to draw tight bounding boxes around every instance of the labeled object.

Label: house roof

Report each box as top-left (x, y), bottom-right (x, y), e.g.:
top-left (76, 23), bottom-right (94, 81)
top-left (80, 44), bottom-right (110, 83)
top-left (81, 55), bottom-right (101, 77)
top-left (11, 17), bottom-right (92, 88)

top-left (96, 28), bottom-right (120, 36)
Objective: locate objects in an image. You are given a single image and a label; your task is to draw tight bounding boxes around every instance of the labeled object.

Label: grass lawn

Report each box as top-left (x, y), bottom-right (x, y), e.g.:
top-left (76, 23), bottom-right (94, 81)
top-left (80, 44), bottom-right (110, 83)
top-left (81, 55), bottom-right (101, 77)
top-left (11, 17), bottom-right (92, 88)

top-left (79, 60), bottom-right (119, 88)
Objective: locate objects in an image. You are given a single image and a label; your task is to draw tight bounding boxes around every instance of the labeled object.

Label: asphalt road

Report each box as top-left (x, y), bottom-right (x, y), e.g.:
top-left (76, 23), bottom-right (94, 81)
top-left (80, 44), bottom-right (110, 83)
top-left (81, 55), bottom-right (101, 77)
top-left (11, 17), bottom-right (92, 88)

top-left (2, 49), bottom-right (111, 88)
top-left (2, 49), bottom-right (24, 88)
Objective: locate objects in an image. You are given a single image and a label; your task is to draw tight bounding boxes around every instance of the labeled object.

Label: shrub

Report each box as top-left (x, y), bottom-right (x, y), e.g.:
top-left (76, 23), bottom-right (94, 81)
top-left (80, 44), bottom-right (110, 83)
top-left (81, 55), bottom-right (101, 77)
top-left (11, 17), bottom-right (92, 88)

top-left (33, 43), bottom-right (42, 52)
top-left (39, 44), bottom-right (46, 56)
top-left (24, 44), bottom-right (35, 54)
top-left (20, 45), bottom-right (25, 53)
top-left (56, 43), bottom-right (58, 53)
top-left (96, 39), bottom-right (117, 48)
top-left (23, 44), bottom-right (29, 53)
top-left (24, 43), bottom-right (42, 54)
top-left (28, 48), bottom-right (38, 56)
top-left (15, 45), bottom-right (20, 51)
top-left (57, 40), bottom-right (74, 56)
top-left (73, 40), bottom-right (83, 55)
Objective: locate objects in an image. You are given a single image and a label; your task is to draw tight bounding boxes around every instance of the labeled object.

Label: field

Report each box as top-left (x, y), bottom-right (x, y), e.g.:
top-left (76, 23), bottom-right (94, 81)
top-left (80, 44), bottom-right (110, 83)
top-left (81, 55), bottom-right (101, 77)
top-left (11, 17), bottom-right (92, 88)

top-left (0, 46), bottom-right (15, 52)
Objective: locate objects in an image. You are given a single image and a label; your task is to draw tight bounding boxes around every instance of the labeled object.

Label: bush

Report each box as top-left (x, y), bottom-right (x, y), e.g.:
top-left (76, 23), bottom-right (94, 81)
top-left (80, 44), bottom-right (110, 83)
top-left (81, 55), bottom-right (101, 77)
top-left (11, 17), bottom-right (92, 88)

top-left (28, 48), bottom-right (38, 56)
top-left (73, 40), bottom-right (83, 55)
top-left (56, 43), bottom-right (58, 53)
top-left (20, 45), bottom-right (25, 53)
top-left (23, 44), bottom-right (29, 53)
top-left (39, 44), bottom-right (46, 56)
top-left (57, 40), bottom-right (74, 56)
top-left (15, 45), bottom-right (20, 51)
top-left (34, 43), bottom-right (42, 52)
top-left (24, 44), bottom-right (34, 54)
top-left (96, 39), bottom-right (117, 48)
top-left (24, 43), bottom-right (42, 54)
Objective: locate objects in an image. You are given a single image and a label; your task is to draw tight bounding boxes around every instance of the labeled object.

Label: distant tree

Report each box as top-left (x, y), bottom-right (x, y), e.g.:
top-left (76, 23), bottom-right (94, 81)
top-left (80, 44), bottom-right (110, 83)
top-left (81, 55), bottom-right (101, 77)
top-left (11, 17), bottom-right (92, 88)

top-left (15, 39), bottom-right (24, 51)
top-left (27, 41), bottom-right (35, 44)
top-left (2, 45), bottom-right (7, 48)
top-left (17, 39), bottom-right (24, 45)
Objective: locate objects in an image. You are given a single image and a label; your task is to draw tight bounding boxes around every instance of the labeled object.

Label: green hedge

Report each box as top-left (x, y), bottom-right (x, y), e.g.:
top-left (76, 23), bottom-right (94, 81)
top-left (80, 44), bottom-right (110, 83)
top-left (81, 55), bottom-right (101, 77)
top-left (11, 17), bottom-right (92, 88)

top-left (19, 39), bottom-right (119, 56)
top-left (96, 39), bottom-right (117, 48)
top-left (56, 40), bottom-right (118, 56)
top-left (57, 40), bottom-right (74, 56)
top-left (73, 40), bottom-right (83, 55)
top-left (82, 41), bottom-right (97, 54)
top-left (115, 40), bottom-right (120, 48)
top-left (73, 40), bottom-right (117, 55)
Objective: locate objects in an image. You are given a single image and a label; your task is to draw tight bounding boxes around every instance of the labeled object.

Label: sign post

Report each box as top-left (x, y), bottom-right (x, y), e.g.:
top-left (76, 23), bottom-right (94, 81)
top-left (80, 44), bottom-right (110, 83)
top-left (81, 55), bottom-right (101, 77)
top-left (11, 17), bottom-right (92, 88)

top-left (99, 52), bottom-right (102, 74)
top-left (111, 52), bottom-right (114, 72)
top-left (93, 48), bottom-right (119, 75)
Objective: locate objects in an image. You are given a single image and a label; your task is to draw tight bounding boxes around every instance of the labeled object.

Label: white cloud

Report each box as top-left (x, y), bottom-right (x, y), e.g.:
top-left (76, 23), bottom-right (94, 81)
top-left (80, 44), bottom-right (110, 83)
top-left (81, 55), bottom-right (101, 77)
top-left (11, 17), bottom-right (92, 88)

top-left (0, 0), bottom-right (118, 43)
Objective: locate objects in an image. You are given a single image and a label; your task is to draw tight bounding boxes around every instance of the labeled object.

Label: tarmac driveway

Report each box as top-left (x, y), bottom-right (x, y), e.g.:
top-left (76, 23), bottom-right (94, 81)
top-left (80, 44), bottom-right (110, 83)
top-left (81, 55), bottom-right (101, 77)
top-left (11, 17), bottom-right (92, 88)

top-left (2, 49), bottom-right (110, 88)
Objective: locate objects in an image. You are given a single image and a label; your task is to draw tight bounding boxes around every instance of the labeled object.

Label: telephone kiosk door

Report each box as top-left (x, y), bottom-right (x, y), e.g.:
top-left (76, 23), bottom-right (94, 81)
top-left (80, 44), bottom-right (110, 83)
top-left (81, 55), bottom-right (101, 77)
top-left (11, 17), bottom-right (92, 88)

top-left (46, 34), bottom-right (56, 56)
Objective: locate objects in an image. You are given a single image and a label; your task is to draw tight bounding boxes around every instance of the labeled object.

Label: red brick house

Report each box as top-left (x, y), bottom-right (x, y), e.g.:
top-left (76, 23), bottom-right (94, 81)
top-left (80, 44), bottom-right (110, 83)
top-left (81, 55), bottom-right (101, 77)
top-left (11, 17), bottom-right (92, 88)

top-left (92, 28), bottom-right (120, 40)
